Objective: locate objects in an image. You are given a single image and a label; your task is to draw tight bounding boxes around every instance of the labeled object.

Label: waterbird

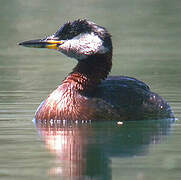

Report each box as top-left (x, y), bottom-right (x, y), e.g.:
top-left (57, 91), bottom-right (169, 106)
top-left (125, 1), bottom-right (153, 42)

top-left (19, 19), bottom-right (174, 121)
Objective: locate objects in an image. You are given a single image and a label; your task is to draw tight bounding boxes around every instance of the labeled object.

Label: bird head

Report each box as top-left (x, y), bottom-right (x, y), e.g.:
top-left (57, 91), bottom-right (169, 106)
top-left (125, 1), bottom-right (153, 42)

top-left (19, 19), bottom-right (112, 60)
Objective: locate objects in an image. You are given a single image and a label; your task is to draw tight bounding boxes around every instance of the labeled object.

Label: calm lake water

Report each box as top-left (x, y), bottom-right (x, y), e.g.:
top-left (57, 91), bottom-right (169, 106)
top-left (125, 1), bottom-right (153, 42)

top-left (0, 0), bottom-right (181, 179)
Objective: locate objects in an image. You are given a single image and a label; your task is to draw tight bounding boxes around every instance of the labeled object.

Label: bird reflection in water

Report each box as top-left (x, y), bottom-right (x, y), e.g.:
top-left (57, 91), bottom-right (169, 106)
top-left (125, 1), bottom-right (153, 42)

top-left (35, 119), bottom-right (175, 180)
top-left (36, 120), bottom-right (90, 179)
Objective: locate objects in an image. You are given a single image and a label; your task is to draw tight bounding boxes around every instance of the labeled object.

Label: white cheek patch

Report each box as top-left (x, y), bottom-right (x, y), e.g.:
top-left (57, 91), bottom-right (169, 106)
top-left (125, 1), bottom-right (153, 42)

top-left (59, 32), bottom-right (109, 60)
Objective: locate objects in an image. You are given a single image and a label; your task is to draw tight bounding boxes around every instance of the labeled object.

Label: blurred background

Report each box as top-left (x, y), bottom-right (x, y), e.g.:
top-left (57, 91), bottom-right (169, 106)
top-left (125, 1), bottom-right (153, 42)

top-left (0, 0), bottom-right (181, 179)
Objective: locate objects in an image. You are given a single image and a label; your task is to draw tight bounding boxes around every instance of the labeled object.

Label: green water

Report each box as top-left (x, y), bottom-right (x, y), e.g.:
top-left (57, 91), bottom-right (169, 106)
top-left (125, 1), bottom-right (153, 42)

top-left (0, 0), bottom-right (181, 179)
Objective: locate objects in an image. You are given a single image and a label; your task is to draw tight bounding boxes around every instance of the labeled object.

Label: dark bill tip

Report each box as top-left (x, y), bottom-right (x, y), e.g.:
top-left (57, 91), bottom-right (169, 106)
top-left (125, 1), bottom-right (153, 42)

top-left (18, 39), bottom-right (47, 48)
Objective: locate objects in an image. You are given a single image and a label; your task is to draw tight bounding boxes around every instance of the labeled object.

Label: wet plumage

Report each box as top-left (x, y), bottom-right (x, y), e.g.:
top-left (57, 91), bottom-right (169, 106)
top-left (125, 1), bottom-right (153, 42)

top-left (19, 19), bottom-right (174, 121)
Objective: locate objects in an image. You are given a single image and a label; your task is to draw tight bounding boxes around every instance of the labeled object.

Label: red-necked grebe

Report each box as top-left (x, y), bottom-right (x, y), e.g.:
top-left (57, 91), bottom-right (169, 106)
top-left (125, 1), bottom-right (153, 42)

top-left (19, 19), bottom-right (174, 121)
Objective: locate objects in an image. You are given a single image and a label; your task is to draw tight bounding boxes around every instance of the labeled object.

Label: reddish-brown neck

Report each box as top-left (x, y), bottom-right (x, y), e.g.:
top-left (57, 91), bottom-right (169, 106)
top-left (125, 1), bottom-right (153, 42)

top-left (62, 52), bottom-right (112, 93)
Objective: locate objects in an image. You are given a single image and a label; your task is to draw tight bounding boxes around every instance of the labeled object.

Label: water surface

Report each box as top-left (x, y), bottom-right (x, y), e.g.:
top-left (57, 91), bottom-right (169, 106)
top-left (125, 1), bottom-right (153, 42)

top-left (0, 0), bottom-right (181, 179)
